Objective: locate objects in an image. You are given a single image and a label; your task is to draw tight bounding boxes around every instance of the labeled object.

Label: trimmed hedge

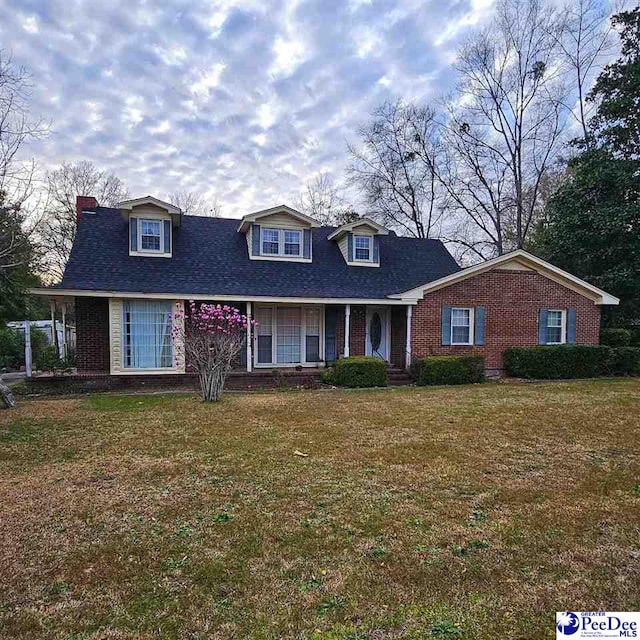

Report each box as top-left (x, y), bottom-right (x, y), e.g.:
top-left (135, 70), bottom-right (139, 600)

top-left (324, 356), bottom-right (388, 388)
top-left (504, 345), bottom-right (613, 379)
top-left (611, 347), bottom-right (640, 376)
top-left (600, 328), bottom-right (632, 346)
top-left (412, 355), bottom-right (485, 386)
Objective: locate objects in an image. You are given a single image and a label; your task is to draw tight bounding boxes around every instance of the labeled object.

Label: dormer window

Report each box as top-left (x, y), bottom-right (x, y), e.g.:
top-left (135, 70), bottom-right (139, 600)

top-left (354, 235), bottom-right (372, 261)
top-left (140, 219), bottom-right (163, 252)
top-left (120, 196), bottom-right (181, 259)
top-left (238, 204), bottom-right (318, 262)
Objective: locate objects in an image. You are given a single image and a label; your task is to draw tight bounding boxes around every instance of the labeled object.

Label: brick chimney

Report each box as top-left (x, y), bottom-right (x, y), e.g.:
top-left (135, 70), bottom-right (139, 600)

top-left (76, 195), bottom-right (98, 221)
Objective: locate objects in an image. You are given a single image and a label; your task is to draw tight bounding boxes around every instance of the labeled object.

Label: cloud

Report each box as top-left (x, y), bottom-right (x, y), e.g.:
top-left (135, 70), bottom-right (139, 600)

top-left (0, 0), bottom-right (498, 217)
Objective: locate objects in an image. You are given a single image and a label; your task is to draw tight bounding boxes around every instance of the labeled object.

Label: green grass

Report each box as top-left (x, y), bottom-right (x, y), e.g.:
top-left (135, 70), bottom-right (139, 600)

top-left (1, 380), bottom-right (640, 639)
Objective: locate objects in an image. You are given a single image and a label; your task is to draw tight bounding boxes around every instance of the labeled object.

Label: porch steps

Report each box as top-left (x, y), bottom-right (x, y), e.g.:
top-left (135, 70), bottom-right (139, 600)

top-left (387, 367), bottom-right (414, 386)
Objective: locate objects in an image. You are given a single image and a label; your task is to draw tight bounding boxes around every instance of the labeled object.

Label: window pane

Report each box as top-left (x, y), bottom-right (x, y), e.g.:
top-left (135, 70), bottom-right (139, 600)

top-left (284, 230), bottom-right (301, 255)
top-left (262, 229), bottom-right (280, 254)
top-left (546, 326), bottom-right (562, 344)
top-left (452, 308), bottom-right (470, 325)
top-left (124, 300), bottom-right (172, 368)
top-left (305, 308), bottom-right (320, 362)
top-left (548, 311), bottom-right (562, 327)
top-left (354, 236), bottom-right (370, 260)
top-left (140, 219), bottom-right (161, 251)
top-left (452, 325), bottom-right (470, 344)
top-left (277, 307), bottom-right (301, 363)
top-left (255, 307), bottom-right (273, 364)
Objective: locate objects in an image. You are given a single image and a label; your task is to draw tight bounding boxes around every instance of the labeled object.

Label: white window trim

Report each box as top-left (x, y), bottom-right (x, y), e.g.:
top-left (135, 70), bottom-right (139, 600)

top-left (253, 304), bottom-right (324, 367)
top-left (130, 214), bottom-right (172, 258)
top-left (450, 306), bottom-right (474, 346)
top-left (261, 227), bottom-right (302, 258)
top-left (546, 309), bottom-right (567, 345)
top-left (353, 234), bottom-right (373, 262)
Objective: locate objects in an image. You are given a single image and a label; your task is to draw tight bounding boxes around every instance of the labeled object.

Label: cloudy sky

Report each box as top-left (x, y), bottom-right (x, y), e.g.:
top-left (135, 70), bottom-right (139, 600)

top-left (3, 0), bottom-right (501, 217)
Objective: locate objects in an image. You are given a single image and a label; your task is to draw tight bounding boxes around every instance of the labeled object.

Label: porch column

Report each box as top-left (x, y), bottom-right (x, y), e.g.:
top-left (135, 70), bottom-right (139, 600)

top-left (24, 320), bottom-right (32, 378)
top-left (50, 299), bottom-right (60, 357)
top-left (344, 304), bottom-right (351, 358)
top-left (61, 301), bottom-right (68, 359)
top-left (405, 305), bottom-right (413, 370)
top-left (246, 301), bottom-right (252, 372)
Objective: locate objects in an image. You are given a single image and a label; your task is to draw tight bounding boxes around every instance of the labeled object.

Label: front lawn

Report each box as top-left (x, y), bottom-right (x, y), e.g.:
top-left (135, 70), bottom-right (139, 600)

top-left (1, 381), bottom-right (639, 639)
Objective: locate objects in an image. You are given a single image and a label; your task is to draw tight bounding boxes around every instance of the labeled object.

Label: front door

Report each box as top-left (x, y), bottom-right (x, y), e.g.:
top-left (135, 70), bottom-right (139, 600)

top-left (366, 306), bottom-right (390, 360)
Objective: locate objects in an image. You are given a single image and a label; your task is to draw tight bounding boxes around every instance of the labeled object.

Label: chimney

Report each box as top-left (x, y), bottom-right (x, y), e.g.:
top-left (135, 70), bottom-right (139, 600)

top-left (76, 195), bottom-right (98, 221)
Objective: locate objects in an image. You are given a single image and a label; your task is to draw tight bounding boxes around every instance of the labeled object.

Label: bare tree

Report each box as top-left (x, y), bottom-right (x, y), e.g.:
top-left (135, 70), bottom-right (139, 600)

top-left (0, 50), bottom-right (47, 205)
top-left (39, 160), bottom-right (129, 280)
top-left (347, 100), bottom-right (443, 238)
top-left (438, 0), bottom-right (569, 260)
top-left (553, 0), bottom-right (618, 145)
top-left (169, 190), bottom-right (221, 217)
top-left (296, 172), bottom-right (360, 226)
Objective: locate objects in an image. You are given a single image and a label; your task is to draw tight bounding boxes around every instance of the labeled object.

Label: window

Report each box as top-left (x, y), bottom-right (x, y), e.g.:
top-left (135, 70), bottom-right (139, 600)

top-left (262, 228), bottom-right (280, 255)
top-left (139, 219), bottom-right (162, 252)
top-left (261, 228), bottom-right (303, 257)
top-left (451, 307), bottom-right (473, 345)
top-left (546, 310), bottom-right (565, 344)
top-left (123, 300), bottom-right (173, 368)
top-left (284, 230), bottom-right (301, 256)
top-left (253, 305), bottom-right (322, 365)
top-left (354, 235), bottom-right (371, 261)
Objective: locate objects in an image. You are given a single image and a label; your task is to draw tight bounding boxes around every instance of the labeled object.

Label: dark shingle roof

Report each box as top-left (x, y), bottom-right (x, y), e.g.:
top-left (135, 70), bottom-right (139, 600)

top-left (58, 208), bottom-right (460, 299)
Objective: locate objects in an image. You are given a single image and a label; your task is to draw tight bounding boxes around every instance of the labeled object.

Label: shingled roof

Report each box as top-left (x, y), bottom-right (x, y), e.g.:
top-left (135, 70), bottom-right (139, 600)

top-left (56, 207), bottom-right (460, 299)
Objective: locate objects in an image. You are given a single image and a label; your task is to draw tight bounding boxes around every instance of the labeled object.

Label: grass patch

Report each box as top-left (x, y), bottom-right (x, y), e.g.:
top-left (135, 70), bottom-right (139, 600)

top-left (1, 380), bottom-right (640, 638)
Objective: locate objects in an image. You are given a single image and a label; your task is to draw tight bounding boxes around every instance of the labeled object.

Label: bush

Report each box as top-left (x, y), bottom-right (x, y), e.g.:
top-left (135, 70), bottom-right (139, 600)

top-left (0, 326), bottom-right (24, 370)
top-left (600, 328), bottom-right (631, 346)
top-left (611, 347), bottom-right (640, 376)
top-left (629, 328), bottom-right (640, 347)
top-left (504, 345), bottom-right (614, 379)
top-left (412, 355), bottom-right (485, 386)
top-left (327, 356), bottom-right (387, 388)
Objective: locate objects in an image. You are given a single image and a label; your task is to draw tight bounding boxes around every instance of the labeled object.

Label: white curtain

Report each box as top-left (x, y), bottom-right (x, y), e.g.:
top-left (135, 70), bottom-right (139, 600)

top-left (124, 300), bottom-right (172, 368)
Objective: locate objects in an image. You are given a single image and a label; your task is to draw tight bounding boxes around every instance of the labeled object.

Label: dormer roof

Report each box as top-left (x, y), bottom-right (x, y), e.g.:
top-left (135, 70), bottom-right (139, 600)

top-left (119, 196), bottom-right (182, 227)
top-left (326, 217), bottom-right (389, 241)
top-left (237, 204), bottom-right (321, 233)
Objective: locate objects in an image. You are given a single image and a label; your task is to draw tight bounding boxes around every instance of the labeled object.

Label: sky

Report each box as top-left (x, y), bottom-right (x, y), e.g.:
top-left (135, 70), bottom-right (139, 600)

top-left (1, 0), bottom-right (508, 218)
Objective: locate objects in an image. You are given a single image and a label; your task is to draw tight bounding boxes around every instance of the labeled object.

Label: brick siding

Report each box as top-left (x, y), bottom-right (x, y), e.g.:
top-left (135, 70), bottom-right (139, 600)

top-left (75, 297), bottom-right (110, 372)
top-left (390, 306), bottom-right (407, 368)
top-left (411, 269), bottom-right (601, 372)
top-left (333, 304), bottom-right (366, 358)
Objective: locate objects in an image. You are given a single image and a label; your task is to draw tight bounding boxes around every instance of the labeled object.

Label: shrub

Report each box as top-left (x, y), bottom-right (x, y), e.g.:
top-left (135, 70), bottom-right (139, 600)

top-left (600, 328), bottom-right (631, 346)
top-left (328, 356), bottom-right (387, 388)
top-left (504, 345), bottom-right (614, 379)
top-left (611, 347), bottom-right (640, 376)
top-left (412, 355), bottom-right (485, 386)
top-left (0, 326), bottom-right (24, 370)
top-left (320, 367), bottom-right (334, 385)
top-left (629, 328), bottom-right (640, 347)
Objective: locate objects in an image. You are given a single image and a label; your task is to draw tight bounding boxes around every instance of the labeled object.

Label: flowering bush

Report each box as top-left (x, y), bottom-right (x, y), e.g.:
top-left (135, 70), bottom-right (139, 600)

top-left (173, 301), bottom-right (256, 402)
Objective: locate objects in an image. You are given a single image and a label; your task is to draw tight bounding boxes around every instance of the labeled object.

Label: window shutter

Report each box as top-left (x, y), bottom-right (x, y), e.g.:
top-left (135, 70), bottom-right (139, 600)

top-left (538, 309), bottom-right (548, 345)
top-left (373, 236), bottom-right (380, 262)
top-left (347, 232), bottom-right (354, 261)
top-left (474, 306), bottom-right (486, 345)
top-left (251, 224), bottom-right (261, 256)
top-left (163, 220), bottom-right (171, 254)
top-left (130, 218), bottom-right (138, 252)
top-left (303, 229), bottom-right (312, 259)
top-left (441, 305), bottom-right (452, 346)
top-left (567, 308), bottom-right (576, 344)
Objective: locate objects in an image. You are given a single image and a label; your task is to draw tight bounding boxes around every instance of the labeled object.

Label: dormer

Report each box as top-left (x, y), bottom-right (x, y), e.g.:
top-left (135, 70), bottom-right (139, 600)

top-left (327, 218), bottom-right (389, 267)
top-left (119, 196), bottom-right (182, 258)
top-left (237, 204), bottom-right (320, 263)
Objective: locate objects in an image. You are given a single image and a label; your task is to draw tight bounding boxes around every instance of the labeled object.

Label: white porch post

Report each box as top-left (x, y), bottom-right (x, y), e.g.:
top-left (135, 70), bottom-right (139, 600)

top-left (24, 320), bottom-right (32, 378)
top-left (61, 301), bottom-right (68, 358)
top-left (49, 299), bottom-right (60, 357)
top-left (405, 305), bottom-right (413, 370)
top-left (344, 304), bottom-right (350, 358)
top-left (246, 301), bottom-right (252, 372)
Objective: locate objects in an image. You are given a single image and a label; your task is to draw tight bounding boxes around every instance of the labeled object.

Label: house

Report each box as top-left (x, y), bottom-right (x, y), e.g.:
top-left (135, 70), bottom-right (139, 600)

top-left (32, 195), bottom-right (619, 381)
